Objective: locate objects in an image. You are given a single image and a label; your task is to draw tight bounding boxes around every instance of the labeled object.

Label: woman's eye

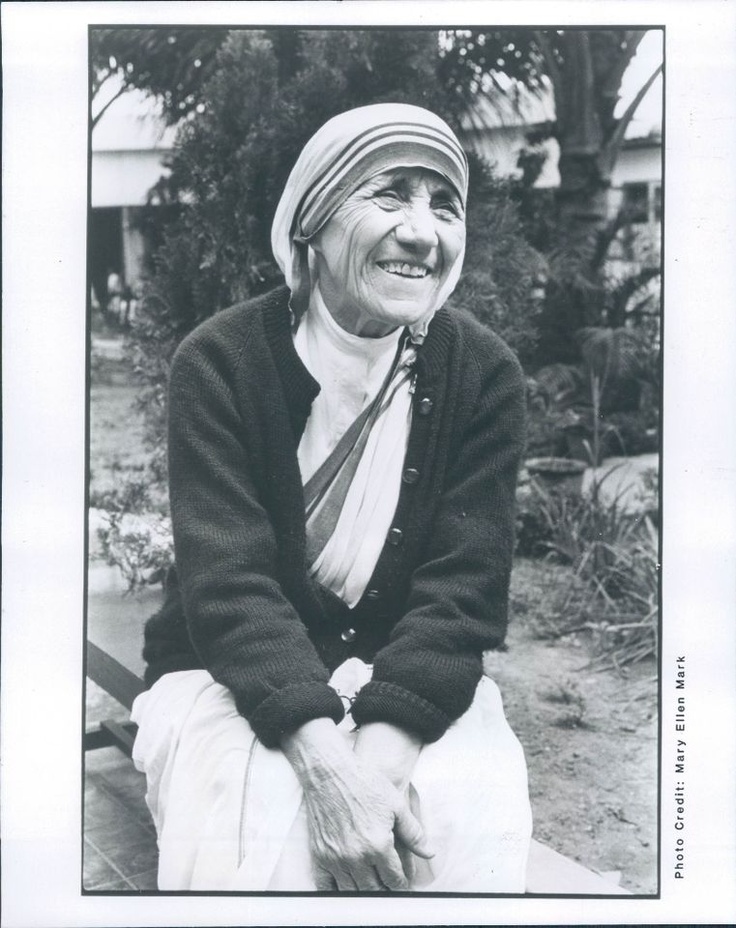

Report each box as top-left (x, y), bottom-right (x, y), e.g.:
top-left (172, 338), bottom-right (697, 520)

top-left (373, 189), bottom-right (403, 208)
top-left (433, 200), bottom-right (460, 219)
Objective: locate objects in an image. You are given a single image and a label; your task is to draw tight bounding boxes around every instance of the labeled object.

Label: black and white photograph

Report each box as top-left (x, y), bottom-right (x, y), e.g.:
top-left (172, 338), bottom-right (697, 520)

top-left (3, 2), bottom-right (736, 926)
top-left (83, 22), bottom-right (663, 896)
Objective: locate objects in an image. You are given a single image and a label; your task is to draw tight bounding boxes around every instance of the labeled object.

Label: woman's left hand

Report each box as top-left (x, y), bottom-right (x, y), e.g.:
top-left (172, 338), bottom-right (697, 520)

top-left (353, 721), bottom-right (427, 884)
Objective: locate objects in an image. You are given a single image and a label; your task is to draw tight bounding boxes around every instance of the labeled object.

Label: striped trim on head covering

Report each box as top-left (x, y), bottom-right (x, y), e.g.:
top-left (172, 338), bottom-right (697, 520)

top-left (271, 103), bottom-right (469, 321)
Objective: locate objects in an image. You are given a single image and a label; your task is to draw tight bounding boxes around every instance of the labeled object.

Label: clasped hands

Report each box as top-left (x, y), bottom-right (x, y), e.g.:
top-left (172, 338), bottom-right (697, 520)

top-left (281, 718), bottom-right (433, 891)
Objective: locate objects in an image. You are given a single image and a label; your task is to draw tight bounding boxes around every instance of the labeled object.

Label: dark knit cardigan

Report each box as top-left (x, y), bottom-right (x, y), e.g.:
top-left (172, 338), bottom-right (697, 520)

top-left (142, 285), bottom-right (526, 749)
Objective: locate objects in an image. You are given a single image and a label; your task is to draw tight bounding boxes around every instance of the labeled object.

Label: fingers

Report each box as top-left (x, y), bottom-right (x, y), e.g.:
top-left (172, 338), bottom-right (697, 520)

top-left (352, 862), bottom-right (395, 892)
top-left (314, 865), bottom-right (362, 892)
top-left (316, 860), bottom-right (401, 892)
top-left (333, 868), bottom-right (359, 892)
top-left (396, 839), bottom-right (416, 885)
top-left (314, 865), bottom-right (337, 891)
top-left (300, 753), bottom-right (427, 892)
top-left (375, 851), bottom-right (410, 891)
top-left (394, 805), bottom-right (434, 860)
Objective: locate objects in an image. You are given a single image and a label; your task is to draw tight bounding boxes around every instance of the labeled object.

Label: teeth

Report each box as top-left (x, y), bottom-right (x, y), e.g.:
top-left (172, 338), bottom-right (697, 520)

top-left (379, 261), bottom-right (429, 278)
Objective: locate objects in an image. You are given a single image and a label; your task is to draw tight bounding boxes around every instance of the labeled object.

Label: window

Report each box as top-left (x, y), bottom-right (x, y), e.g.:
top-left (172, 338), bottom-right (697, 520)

top-left (621, 182), bottom-right (661, 225)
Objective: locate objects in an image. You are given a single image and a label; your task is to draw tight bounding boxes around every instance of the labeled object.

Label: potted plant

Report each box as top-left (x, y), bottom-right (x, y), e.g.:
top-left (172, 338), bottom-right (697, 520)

top-left (524, 455), bottom-right (588, 496)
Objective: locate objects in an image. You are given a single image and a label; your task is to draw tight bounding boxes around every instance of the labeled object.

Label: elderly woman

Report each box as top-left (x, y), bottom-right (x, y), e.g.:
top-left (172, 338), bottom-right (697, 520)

top-left (132, 103), bottom-right (532, 893)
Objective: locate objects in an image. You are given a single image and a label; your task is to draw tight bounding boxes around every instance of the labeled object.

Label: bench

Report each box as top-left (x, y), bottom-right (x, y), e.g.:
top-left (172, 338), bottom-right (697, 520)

top-left (84, 640), bottom-right (630, 895)
top-left (85, 640), bottom-right (144, 755)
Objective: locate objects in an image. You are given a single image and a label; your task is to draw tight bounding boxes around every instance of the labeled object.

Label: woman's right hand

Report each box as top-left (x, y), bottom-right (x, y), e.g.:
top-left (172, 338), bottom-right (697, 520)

top-left (281, 718), bottom-right (432, 891)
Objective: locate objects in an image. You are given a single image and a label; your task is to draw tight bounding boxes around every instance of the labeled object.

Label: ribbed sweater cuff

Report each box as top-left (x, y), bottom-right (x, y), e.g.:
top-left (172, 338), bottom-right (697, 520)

top-left (245, 681), bottom-right (345, 749)
top-left (350, 681), bottom-right (451, 744)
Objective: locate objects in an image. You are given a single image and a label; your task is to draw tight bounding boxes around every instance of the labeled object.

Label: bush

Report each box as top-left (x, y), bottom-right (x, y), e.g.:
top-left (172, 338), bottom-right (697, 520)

top-left (97, 509), bottom-right (174, 593)
top-left (604, 410), bottom-right (658, 456)
top-left (448, 157), bottom-right (545, 366)
top-left (517, 472), bottom-right (659, 668)
top-left (92, 477), bottom-right (174, 592)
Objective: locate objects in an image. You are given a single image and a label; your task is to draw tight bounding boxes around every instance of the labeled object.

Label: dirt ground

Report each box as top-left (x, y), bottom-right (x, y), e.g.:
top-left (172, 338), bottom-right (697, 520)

top-left (89, 337), bottom-right (659, 896)
top-left (490, 558), bottom-right (658, 894)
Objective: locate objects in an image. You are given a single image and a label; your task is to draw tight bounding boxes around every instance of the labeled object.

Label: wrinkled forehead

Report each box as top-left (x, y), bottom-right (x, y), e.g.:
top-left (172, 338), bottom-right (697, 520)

top-left (356, 166), bottom-right (464, 199)
top-left (277, 105), bottom-right (468, 238)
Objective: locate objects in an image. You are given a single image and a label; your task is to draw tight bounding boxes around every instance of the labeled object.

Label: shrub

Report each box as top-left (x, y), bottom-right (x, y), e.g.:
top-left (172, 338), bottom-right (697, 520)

top-left (97, 509), bottom-right (174, 593)
top-left (447, 157), bottom-right (546, 366)
top-left (519, 472), bottom-right (659, 668)
top-left (528, 325), bottom-right (659, 465)
top-left (90, 472), bottom-right (173, 592)
top-left (541, 680), bottom-right (587, 729)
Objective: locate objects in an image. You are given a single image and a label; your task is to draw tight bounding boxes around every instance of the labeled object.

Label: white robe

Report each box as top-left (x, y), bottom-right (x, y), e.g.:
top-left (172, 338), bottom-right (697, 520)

top-left (131, 659), bottom-right (532, 892)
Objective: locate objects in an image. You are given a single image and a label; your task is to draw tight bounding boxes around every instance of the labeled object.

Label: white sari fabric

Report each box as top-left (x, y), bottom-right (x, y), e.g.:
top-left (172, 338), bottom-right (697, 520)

top-left (294, 290), bottom-right (415, 607)
top-left (132, 659), bottom-right (532, 892)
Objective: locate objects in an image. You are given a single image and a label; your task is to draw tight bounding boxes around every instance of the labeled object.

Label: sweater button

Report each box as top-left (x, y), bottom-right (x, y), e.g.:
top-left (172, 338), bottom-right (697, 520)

top-left (340, 627), bottom-right (357, 643)
top-left (402, 467), bottom-right (420, 484)
top-left (365, 589), bottom-right (381, 600)
top-left (418, 397), bottom-right (434, 415)
top-left (388, 527), bottom-right (404, 546)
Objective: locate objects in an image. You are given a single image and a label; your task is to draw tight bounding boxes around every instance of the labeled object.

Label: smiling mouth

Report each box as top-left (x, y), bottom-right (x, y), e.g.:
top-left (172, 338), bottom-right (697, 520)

top-left (377, 260), bottom-right (431, 279)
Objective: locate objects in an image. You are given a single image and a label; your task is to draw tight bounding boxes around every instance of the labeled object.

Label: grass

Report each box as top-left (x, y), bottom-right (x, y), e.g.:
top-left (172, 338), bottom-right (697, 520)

top-left (519, 471), bottom-right (659, 670)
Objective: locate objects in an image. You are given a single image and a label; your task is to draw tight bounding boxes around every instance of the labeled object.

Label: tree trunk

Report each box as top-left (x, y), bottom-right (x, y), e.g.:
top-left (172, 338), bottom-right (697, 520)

top-left (534, 31), bottom-right (654, 346)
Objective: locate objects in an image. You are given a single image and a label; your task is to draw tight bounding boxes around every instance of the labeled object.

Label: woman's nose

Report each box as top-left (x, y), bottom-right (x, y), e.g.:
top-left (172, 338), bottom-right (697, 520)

top-left (394, 200), bottom-right (439, 250)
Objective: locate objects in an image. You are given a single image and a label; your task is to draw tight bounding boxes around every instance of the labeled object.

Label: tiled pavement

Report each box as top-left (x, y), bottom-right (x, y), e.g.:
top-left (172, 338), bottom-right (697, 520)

top-left (84, 566), bottom-right (160, 890)
top-left (84, 674), bottom-right (159, 891)
top-left (84, 745), bottom-right (159, 891)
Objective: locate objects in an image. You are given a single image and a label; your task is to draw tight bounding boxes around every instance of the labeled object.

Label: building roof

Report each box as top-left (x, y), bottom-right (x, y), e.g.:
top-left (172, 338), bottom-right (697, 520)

top-left (461, 79), bottom-right (662, 143)
top-left (459, 81), bottom-right (556, 133)
top-left (92, 77), bottom-right (177, 153)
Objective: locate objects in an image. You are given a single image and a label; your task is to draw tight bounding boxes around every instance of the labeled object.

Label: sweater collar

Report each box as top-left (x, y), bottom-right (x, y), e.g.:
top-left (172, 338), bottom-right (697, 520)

top-left (261, 286), bottom-right (320, 429)
top-left (413, 306), bottom-right (454, 383)
top-left (261, 283), bottom-right (455, 412)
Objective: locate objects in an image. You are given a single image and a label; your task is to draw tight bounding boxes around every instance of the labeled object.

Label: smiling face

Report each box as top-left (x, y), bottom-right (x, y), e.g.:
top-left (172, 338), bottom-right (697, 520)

top-left (310, 167), bottom-right (466, 337)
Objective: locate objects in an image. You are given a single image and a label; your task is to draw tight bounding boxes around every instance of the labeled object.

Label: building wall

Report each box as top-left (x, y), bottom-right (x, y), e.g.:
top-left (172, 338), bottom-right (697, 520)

top-left (462, 126), bottom-right (661, 193)
top-left (92, 149), bottom-right (171, 209)
top-left (612, 145), bottom-right (662, 186)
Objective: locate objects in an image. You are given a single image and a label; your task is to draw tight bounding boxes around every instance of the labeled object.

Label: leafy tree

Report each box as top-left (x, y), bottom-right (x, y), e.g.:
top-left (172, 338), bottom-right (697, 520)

top-left (442, 29), bottom-right (663, 357)
top-left (448, 155), bottom-right (545, 365)
top-left (91, 27), bottom-right (229, 127)
top-left (442, 29), bottom-right (661, 242)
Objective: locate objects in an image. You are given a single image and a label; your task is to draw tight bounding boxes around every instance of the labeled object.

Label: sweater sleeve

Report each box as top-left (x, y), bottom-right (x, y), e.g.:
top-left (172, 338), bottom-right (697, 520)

top-left (350, 339), bottom-right (526, 742)
top-left (167, 325), bottom-right (344, 748)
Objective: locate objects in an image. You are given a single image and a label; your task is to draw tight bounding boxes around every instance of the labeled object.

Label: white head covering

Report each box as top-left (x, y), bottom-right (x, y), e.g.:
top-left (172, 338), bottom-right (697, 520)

top-left (271, 103), bottom-right (469, 325)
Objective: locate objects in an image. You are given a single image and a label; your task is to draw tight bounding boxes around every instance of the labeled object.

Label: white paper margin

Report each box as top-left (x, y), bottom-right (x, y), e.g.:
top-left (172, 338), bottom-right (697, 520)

top-left (3, 1), bottom-right (735, 925)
